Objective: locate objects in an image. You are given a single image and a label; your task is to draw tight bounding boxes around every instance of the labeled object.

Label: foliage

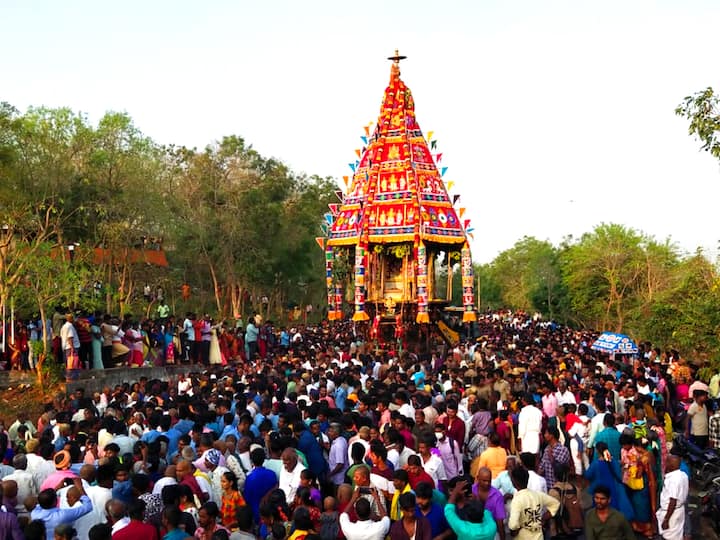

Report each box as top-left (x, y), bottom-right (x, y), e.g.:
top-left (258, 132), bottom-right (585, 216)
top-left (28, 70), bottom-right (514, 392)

top-left (0, 103), bottom-right (337, 320)
top-left (485, 236), bottom-right (566, 319)
top-left (3, 100), bottom-right (720, 365)
top-left (676, 87), bottom-right (720, 159)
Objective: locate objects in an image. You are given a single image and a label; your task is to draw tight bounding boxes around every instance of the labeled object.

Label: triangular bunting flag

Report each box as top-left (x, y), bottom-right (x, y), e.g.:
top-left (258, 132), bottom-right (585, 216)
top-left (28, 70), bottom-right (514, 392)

top-left (441, 167), bottom-right (448, 177)
top-left (435, 153), bottom-right (443, 163)
top-left (361, 135), bottom-right (368, 144)
top-left (468, 232), bottom-right (475, 240)
top-left (463, 219), bottom-right (471, 229)
top-left (349, 163), bottom-right (356, 172)
top-left (453, 194), bottom-right (460, 205)
top-left (328, 203), bottom-right (339, 215)
top-left (467, 227), bottom-right (475, 233)
top-left (334, 190), bottom-right (343, 201)
top-left (315, 237), bottom-right (325, 249)
top-left (431, 140), bottom-right (437, 150)
top-left (342, 175), bottom-right (349, 187)
top-left (364, 125), bottom-right (370, 137)
top-left (459, 207), bottom-right (466, 218)
top-left (320, 223), bottom-right (328, 234)
top-left (427, 130), bottom-right (434, 140)
top-left (446, 180), bottom-right (454, 190)
top-left (324, 213), bottom-right (334, 225)
top-left (355, 149), bottom-right (361, 158)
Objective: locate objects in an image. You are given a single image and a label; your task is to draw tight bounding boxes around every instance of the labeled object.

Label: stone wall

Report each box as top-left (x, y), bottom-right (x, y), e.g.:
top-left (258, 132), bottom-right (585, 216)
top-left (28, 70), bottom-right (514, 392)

top-left (65, 364), bottom-right (200, 394)
top-left (0, 364), bottom-right (203, 395)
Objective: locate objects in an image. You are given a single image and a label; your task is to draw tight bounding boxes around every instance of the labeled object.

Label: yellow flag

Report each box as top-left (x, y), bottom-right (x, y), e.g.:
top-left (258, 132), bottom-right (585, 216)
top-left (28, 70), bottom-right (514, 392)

top-left (447, 180), bottom-right (455, 190)
top-left (426, 130), bottom-right (434, 140)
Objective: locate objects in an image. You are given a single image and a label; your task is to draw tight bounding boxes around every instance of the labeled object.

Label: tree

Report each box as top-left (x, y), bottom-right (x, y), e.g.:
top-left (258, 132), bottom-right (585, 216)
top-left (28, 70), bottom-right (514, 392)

top-left (14, 242), bottom-right (89, 362)
top-left (484, 237), bottom-right (566, 317)
top-left (676, 87), bottom-right (720, 159)
top-left (643, 251), bottom-right (720, 366)
top-left (561, 223), bottom-right (678, 334)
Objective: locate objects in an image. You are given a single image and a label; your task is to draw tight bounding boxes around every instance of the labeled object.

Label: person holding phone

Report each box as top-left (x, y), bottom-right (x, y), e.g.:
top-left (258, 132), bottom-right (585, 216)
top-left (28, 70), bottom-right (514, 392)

top-left (31, 478), bottom-right (93, 540)
top-left (339, 485), bottom-right (390, 540)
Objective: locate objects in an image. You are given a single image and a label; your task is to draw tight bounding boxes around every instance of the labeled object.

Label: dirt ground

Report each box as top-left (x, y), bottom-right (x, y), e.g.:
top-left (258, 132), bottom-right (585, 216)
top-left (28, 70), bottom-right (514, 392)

top-left (0, 378), bottom-right (63, 425)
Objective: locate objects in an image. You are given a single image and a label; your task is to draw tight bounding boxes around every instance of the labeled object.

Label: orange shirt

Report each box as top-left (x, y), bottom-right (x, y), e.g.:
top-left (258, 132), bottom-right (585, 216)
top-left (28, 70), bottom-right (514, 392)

top-left (477, 445), bottom-right (508, 479)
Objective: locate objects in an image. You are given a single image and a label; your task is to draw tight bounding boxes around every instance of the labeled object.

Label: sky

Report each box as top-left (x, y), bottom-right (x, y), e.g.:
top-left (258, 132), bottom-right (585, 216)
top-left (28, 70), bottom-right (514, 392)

top-left (3, 0), bottom-right (720, 263)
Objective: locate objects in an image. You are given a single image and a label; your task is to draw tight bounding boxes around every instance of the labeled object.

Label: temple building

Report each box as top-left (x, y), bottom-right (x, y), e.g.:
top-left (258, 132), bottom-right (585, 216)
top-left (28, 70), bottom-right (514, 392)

top-left (325, 51), bottom-right (476, 337)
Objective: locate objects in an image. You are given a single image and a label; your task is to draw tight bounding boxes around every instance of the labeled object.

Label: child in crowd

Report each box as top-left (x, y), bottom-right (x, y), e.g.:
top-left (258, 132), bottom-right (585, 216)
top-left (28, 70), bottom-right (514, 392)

top-left (319, 496), bottom-right (339, 540)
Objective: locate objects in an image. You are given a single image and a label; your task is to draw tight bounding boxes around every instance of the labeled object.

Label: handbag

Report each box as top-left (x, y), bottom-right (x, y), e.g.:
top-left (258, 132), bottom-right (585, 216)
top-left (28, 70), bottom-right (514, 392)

top-left (66, 349), bottom-right (80, 370)
top-left (626, 464), bottom-right (644, 490)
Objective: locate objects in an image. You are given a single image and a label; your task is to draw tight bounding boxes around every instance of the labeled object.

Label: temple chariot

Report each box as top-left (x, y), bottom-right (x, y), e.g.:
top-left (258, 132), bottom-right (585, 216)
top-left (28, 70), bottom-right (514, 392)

top-left (324, 51), bottom-right (476, 345)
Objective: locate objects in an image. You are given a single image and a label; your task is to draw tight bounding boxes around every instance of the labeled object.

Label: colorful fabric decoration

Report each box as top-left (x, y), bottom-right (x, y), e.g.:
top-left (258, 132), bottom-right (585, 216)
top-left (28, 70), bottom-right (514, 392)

top-left (415, 241), bottom-right (429, 323)
top-left (461, 243), bottom-right (477, 322)
top-left (325, 247), bottom-right (335, 320)
top-left (352, 244), bottom-right (369, 321)
top-left (334, 283), bottom-right (343, 321)
top-left (327, 60), bottom-right (465, 247)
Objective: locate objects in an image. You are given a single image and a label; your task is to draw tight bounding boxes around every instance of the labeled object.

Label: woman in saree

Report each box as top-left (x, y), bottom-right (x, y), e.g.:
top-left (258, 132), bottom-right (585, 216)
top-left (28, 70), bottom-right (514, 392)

top-left (621, 433), bottom-right (657, 538)
top-left (584, 441), bottom-right (634, 520)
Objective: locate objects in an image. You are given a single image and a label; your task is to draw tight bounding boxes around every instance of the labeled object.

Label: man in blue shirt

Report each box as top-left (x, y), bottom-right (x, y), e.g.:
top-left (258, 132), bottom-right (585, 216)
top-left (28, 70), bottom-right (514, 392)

top-left (415, 481), bottom-right (450, 539)
top-left (31, 479), bottom-right (93, 540)
top-left (245, 317), bottom-right (259, 359)
top-left (244, 448), bottom-right (278, 522)
top-left (295, 421), bottom-right (328, 479)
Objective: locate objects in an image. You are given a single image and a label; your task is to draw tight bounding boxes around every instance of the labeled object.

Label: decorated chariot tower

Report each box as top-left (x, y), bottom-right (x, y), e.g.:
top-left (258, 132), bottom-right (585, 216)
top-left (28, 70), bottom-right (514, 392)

top-left (323, 51), bottom-right (476, 337)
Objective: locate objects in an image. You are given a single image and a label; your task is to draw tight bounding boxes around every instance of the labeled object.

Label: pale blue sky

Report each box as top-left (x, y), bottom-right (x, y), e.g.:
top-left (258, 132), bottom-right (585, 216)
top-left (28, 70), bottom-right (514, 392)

top-left (3, 0), bottom-right (720, 262)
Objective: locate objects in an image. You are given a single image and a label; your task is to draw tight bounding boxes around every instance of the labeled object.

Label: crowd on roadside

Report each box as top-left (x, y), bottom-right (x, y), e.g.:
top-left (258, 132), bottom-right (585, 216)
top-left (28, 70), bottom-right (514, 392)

top-left (0, 309), bottom-right (715, 540)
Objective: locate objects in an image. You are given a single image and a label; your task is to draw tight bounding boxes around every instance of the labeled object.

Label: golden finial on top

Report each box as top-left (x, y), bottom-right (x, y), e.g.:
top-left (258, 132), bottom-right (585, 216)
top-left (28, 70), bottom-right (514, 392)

top-left (387, 49), bottom-right (407, 65)
top-left (387, 49), bottom-right (406, 78)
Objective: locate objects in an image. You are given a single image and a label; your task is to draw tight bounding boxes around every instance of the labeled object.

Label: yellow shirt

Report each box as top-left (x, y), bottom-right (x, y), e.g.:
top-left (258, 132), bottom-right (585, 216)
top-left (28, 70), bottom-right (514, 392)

top-left (476, 446), bottom-right (508, 479)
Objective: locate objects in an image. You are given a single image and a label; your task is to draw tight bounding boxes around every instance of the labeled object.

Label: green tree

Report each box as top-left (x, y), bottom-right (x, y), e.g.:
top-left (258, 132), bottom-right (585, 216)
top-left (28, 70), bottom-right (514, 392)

top-left (561, 223), bottom-right (678, 334)
top-left (676, 87), bottom-right (720, 159)
top-left (484, 237), bottom-right (566, 318)
top-left (644, 251), bottom-right (720, 367)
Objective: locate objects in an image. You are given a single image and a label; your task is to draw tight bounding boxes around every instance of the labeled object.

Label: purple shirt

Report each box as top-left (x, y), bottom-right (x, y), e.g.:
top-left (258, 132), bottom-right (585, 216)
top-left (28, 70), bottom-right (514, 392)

top-left (470, 486), bottom-right (506, 521)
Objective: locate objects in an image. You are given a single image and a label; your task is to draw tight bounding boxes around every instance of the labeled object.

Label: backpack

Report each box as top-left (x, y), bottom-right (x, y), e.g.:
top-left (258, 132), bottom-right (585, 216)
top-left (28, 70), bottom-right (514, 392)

top-left (632, 420), bottom-right (648, 440)
top-left (549, 481), bottom-right (584, 537)
top-left (319, 511), bottom-right (339, 540)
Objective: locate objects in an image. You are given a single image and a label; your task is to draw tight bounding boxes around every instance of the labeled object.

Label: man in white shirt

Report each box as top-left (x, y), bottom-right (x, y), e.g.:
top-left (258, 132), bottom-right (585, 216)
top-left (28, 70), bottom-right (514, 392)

top-left (555, 381), bottom-right (576, 406)
top-left (68, 464), bottom-right (113, 540)
top-left (24, 440), bottom-right (55, 491)
top-left (417, 435), bottom-right (447, 488)
top-left (519, 453), bottom-right (547, 493)
top-left (3, 454), bottom-right (37, 516)
top-left (518, 394), bottom-right (543, 455)
top-left (508, 467), bottom-right (560, 540)
top-left (396, 391), bottom-right (415, 420)
top-left (656, 456), bottom-right (688, 540)
top-left (339, 486), bottom-right (390, 540)
top-left (204, 449), bottom-right (230, 505)
top-left (7, 412), bottom-right (37, 444)
top-left (279, 448), bottom-right (305, 505)
top-left (59, 313), bottom-right (80, 365)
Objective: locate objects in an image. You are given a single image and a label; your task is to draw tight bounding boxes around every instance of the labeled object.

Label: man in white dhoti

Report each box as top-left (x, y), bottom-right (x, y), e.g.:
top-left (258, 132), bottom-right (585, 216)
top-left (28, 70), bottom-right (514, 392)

top-left (656, 456), bottom-right (688, 540)
top-left (518, 393), bottom-right (543, 455)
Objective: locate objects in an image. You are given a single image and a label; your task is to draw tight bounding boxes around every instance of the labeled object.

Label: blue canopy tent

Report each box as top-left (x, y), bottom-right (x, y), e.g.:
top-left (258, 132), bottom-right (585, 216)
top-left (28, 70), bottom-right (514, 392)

top-left (590, 332), bottom-right (638, 354)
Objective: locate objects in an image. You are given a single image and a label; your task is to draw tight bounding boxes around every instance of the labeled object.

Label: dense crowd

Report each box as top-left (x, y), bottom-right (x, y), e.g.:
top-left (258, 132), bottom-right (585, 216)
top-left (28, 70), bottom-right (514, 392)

top-left (0, 309), bottom-right (714, 540)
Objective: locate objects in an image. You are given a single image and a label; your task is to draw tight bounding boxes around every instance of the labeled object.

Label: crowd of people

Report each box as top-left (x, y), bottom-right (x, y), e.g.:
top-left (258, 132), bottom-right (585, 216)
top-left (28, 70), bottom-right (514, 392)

top-left (0, 309), bottom-right (714, 540)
